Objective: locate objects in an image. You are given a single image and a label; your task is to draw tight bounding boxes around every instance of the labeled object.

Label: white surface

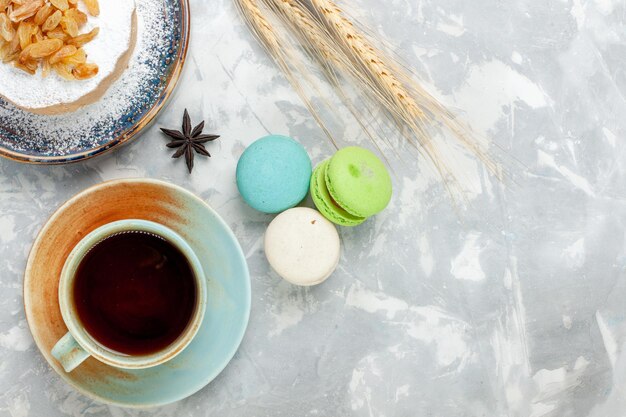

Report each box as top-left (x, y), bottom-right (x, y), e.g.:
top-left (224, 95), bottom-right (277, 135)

top-left (264, 207), bottom-right (340, 286)
top-left (0, 0), bottom-right (135, 109)
top-left (1, 0), bottom-right (626, 415)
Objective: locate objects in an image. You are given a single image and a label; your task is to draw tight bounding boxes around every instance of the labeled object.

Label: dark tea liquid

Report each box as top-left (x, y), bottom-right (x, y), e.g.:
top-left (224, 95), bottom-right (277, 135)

top-left (73, 231), bottom-right (197, 356)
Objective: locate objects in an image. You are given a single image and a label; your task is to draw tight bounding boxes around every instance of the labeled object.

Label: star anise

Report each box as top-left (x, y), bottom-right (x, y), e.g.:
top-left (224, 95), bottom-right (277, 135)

top-left (160, 109), bottom-right (220, 173)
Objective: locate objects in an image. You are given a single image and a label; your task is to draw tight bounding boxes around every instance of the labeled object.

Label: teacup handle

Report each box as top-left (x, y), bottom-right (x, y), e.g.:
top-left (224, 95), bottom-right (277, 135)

top-left (51, 332), bottom-right (90, 372)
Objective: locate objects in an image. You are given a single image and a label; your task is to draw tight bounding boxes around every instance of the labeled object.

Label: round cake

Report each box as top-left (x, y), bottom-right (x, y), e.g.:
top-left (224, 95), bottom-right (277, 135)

top-left (0, 0), bottom-right (136, 114)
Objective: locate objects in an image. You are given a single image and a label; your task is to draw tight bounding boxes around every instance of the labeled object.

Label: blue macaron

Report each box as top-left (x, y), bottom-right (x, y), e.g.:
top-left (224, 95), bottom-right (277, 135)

top-left (236, 135), bottom-right (312, 214)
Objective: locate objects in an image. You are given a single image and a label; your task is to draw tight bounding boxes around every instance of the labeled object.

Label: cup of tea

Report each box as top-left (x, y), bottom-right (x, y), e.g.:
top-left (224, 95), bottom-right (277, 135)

top-left (51, 219), bottom-right (207, 372)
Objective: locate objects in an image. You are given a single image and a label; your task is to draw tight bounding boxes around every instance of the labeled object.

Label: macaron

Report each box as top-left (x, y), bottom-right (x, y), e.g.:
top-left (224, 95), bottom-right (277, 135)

top-left (264, 207), bottom-right (340, 286)
top-left (311, 146), bottom-right (392, 225)
top-left (236, 135), bottom-right (312, 214)
top-left (310, 159), bottom-right (366, 227)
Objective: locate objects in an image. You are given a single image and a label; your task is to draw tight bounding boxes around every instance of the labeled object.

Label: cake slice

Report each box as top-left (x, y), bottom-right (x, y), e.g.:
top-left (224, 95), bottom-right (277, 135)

top-left (0, 0), bottom-right (136, 114)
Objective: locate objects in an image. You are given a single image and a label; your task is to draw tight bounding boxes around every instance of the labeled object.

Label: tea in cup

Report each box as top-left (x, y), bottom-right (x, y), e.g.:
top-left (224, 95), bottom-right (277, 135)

top-left (51, 219), bottom-right (207, 372)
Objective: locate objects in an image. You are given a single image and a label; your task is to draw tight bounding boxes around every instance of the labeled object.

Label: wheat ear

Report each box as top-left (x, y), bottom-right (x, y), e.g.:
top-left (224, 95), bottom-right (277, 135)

top-left (256, 0), bottom-right (467, 188)
top-left (258, 0), bottom-right (390, 155)
top-left (234, 0), bottom-right (338, 147)
top-left (309, 0), bottom-right (501, 184)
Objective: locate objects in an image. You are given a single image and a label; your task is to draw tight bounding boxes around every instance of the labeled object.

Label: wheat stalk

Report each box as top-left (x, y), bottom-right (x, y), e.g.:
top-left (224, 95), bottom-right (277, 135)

top-left (262, 0), bottom-right (449, 163)
top-left (236, 0), bottom-right (504, 199)
top-left (261, 0), bottom-right (414, 131)
top-left (265, 0), bottom-right (498, 193)
top-left (265, 0), bottom-right (467, 194)
top-left (258, 0), bottom-right (397, 157)
top-left (234, 0), bottom-right (338, 147)
top-left (309, 0), bottom-right (501, 181)
top-left (309, 0), bottom-right (428, 125)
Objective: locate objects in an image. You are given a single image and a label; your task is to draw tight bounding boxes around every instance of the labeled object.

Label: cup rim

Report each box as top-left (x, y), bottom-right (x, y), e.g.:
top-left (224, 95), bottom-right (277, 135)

top-left (58, 219), bottom-right (207, 369)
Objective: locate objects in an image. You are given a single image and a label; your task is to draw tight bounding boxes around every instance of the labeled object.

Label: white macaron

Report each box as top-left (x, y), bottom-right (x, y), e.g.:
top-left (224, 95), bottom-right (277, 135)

top-left (264, 207), bottom-right (341, 286)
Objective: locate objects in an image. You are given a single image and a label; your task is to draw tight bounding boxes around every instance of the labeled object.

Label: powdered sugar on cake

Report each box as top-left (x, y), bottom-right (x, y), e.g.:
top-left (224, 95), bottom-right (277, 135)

top-left (0, 0), bottom-right (178, 156)
top-left (0, 0), bottom-right (135, 110)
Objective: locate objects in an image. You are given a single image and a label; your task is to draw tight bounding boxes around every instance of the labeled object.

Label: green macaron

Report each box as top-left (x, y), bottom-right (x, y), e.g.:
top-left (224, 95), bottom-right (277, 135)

top-left (325, 146), bottom-right (392, 218)
top-left (311, 146), bottom-right (392, 226)
top-left (310, 159), bottom-right (366, 227)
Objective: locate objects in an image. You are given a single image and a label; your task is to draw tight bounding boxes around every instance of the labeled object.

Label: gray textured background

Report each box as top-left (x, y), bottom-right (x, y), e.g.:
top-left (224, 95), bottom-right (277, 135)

top-left (2, 0), bottom-right (626, 416)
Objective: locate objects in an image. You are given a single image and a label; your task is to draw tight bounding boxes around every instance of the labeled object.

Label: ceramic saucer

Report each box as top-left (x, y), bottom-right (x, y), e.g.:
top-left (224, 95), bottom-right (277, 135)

top-left (24, 179), bottom-right (251, 407)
